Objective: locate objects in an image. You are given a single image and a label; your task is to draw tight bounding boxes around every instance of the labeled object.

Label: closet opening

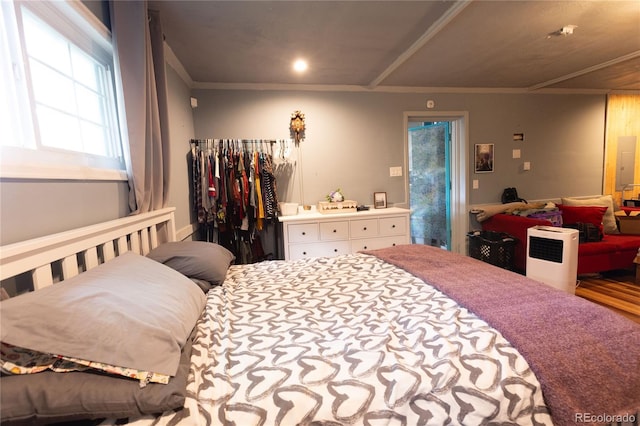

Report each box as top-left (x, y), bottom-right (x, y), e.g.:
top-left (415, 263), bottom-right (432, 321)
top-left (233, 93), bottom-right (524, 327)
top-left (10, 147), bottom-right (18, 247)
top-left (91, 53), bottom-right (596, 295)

top-left (188, 139), bottom-right (292, 263)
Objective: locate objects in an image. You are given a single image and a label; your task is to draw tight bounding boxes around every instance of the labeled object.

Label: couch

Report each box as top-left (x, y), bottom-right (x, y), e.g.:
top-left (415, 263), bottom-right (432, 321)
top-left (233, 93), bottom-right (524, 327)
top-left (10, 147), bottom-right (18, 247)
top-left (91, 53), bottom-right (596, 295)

top-left (476, 196), bottom-right (640, 275)
top-left (481, 213), bottom-right (640, 274)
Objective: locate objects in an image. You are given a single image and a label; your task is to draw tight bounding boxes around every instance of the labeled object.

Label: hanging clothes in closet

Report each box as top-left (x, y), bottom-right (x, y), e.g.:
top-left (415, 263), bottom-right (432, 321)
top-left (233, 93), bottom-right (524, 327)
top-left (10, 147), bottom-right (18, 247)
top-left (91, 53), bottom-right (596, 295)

top-left (189, 139), bottom-right (280, 263)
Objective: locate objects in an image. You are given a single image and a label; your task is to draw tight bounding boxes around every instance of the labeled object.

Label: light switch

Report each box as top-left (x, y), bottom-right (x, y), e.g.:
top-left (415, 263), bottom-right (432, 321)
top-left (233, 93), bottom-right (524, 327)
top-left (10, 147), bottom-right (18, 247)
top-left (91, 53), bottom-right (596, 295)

top-left (389, 166), bottom-right (403, 177)
top-left (523, 161), bottom-right (531, 171)
top-left (473, 179), bottom-right (479, 189)
top-left (513, 149), bottom-right (521, 159)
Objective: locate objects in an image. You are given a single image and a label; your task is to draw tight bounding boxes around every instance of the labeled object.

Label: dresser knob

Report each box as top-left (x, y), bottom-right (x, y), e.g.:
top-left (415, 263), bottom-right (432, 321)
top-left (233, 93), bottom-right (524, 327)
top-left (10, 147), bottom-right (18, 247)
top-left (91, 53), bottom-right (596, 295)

top-left (303, 251), bottom-right (307, 255)
top-left (392, 224), bottom-right (396, 228)
top-left (392, 243), bottom-right (396, 246)
top-left (333, 229), bottom-right (337, 233)
top-left (334, 249), bottom-right (338, 252)
top-left (363, 227), bottom-right (367, 231)
top-left (364, 246), bottom-right (367, 249)
top-left (302, 232), bottom-right (306, 235)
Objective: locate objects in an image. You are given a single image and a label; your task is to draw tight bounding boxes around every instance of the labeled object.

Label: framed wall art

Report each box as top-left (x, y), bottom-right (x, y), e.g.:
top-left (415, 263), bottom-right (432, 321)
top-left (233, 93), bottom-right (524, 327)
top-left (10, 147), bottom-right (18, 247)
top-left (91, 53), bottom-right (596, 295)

top-left (374, 192), bottom-right (387, 209)
top-left (474, 143), bottom-right (494, 173)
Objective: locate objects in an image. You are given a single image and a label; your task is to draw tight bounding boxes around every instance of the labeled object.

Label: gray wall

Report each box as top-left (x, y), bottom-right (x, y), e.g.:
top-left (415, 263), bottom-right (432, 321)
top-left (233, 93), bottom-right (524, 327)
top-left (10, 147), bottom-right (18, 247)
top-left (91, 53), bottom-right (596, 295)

top-left (0, 62), bottom-right (195, 246)
top-left (192, 89), bottom-right (606, 208)
top-left (0, 179), bottom-right (129, 245)
top-left (0, 0), bottom-right (128, 246)
top-left (191, 90), bottom-right (406, 207)
top-left (452, 92), bottom-right (605, 203)
top-left (164, 64), bottom-right (196, 239)
top-left (0, 79), bottom-right (606, 245)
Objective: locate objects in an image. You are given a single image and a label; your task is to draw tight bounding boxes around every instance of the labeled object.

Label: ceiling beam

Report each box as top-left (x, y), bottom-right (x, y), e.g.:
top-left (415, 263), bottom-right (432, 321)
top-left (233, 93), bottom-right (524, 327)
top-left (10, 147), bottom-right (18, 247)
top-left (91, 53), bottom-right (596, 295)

top-left (368, 0), bottom-right (472, 89)
top-left (164, 42), bottom-right (194, 88)
top-left (528, 50), bottom-right (640, 91)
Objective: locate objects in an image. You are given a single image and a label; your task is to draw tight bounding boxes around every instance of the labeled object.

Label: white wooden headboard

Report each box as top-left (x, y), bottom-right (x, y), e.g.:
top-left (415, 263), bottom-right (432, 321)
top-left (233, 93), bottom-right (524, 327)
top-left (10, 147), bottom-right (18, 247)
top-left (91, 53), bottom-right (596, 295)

top-left (0, 207), bottom-right (176, 292)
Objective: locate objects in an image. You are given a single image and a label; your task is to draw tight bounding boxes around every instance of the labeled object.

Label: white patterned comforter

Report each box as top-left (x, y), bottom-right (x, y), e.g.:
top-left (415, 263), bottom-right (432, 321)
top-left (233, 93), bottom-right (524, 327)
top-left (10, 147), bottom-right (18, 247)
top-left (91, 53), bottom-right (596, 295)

top-left (120, 253), bottom-right (551, 425)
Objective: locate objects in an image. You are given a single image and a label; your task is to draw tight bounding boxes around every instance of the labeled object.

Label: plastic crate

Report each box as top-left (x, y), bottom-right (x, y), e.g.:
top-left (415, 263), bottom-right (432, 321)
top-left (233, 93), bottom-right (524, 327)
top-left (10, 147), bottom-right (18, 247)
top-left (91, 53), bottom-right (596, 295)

top-left (467, 230), bottom-right (517, 270)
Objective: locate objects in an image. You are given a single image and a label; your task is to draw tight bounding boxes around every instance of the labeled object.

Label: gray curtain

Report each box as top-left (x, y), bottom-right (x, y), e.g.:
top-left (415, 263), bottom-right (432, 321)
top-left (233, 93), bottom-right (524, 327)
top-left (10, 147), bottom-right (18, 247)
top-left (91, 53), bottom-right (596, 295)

top-left (110, 1), bottom-right (170, 214)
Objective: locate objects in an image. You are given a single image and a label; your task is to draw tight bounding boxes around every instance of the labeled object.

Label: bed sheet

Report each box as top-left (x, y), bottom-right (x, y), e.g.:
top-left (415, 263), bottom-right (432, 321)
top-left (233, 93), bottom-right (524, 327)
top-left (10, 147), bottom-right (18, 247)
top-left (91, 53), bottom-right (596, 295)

top-left (106, 253), bottom-right (550, 425)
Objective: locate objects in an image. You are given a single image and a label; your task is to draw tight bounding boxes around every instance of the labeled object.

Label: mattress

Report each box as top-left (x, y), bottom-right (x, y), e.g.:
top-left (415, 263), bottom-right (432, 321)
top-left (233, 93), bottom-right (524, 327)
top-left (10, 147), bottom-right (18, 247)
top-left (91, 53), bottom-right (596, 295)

top-left (110, 252), bottom-right (551, 425)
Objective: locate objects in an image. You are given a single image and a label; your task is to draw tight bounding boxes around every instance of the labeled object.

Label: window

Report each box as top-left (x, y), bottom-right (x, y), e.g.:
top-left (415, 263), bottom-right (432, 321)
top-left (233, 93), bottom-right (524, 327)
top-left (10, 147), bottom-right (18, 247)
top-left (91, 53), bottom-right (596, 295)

top-left (0, 0), bottom-right (126, 180)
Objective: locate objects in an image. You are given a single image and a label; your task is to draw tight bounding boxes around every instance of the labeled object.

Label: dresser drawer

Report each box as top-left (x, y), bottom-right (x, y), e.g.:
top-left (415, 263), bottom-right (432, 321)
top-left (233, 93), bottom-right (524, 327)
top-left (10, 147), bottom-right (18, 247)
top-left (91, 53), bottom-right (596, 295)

top-left (289, 241), bottom-right (351, 260)
top-left (280, 208), bottom-right (410, 260)
top-left (319, 221), bottom-right (349, 240)
top-left (379, 216), bottom-right (407, 236)
top-left (350, 218), bottom-right (378, 239)
top-left (287, 223), bottom-right (319, 243)
top-left (351, 236), bottom-right (406, 252)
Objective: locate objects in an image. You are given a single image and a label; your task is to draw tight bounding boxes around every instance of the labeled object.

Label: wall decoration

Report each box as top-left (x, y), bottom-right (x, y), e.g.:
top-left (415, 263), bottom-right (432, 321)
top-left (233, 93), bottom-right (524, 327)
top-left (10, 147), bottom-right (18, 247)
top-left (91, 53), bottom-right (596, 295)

top-left (374, 192), bottom-right (387, 209)
top-left (474, 143), bottom-right (494, 173)
top-left (290, 110), bottom-right (305, 143)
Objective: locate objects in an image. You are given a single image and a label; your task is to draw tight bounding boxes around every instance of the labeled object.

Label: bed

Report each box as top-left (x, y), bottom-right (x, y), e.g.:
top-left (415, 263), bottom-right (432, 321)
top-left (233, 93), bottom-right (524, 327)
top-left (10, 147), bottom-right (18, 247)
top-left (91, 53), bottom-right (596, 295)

top-left (1, 207), bottom-right (638, 426)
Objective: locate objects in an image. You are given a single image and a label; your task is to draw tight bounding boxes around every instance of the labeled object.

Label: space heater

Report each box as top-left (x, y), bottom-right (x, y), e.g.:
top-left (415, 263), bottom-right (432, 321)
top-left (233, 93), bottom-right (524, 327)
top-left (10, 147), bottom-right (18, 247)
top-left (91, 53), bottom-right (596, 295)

top-left (526, 226), bottom-right (579, 294)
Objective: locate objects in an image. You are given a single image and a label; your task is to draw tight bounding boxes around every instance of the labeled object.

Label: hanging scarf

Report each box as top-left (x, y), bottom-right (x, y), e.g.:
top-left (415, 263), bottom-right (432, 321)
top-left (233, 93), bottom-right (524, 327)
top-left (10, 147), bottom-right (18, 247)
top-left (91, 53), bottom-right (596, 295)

top-left (254, 151), bottom-right (265, 230)
top-left (261, 152), bottom-right (277, 219)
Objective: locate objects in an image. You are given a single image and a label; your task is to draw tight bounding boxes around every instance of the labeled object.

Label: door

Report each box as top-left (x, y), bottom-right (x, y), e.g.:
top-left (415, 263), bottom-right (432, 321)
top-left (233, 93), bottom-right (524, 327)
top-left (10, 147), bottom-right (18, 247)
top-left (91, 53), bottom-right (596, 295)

top-left (408, 121), bottom-right (451, 249)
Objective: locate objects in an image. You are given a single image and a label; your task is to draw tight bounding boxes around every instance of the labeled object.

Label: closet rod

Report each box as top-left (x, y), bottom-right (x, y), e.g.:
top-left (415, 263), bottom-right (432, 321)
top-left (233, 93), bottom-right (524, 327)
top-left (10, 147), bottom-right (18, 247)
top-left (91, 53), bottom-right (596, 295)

top-left (189, 138), bottom-right (284, 144)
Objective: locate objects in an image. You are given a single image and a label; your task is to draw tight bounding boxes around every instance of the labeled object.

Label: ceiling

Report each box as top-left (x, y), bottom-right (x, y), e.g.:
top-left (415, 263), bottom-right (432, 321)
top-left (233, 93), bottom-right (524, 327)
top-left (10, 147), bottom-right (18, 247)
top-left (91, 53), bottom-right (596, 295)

top-left (149, 0), bottom-right (640, 93)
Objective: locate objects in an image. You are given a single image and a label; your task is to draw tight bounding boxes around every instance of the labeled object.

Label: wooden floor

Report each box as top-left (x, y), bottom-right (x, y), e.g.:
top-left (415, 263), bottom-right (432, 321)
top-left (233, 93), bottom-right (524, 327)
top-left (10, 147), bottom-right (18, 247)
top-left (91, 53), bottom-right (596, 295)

top-left (576, 271), bottom-right (640, 324)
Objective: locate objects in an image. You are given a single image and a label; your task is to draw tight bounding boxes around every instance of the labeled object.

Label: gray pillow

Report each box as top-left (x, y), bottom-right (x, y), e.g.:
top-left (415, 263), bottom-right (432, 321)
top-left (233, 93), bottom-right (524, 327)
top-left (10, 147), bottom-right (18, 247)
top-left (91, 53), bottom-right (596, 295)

top-left (147, 241), bottom-right (235, 288)
top-left (0, 251), bottom-right (205, 376)
top-left (190, 277), bottom-right (215, 293)
top-left (0, 327), bottom-right (196, 425)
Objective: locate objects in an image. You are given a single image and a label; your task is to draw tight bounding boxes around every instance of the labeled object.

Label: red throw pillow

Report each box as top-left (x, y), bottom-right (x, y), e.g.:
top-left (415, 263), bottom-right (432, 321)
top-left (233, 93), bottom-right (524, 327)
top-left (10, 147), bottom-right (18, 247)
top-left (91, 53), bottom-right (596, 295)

top-left (558, 205), bottom-right (608, 234)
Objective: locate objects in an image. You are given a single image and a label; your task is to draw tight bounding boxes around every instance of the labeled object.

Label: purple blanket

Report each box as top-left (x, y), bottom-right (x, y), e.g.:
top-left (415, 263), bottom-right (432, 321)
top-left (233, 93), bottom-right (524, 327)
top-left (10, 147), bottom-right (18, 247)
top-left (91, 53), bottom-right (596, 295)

top-left (365, 245), bottom-right (640, 426)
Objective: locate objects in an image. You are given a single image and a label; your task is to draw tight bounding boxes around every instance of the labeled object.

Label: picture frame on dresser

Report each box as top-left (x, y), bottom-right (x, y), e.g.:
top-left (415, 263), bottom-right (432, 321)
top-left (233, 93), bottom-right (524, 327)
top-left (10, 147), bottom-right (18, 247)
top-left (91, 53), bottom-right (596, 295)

top-left (374, 192), bottom-right (387, 208)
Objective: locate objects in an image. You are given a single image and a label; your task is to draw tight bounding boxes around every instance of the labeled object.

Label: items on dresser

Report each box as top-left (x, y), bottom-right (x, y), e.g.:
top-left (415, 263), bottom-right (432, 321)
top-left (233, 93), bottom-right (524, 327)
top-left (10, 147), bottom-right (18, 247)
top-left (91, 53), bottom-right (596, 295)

top-left (279, 208), bottom-right (410, 260)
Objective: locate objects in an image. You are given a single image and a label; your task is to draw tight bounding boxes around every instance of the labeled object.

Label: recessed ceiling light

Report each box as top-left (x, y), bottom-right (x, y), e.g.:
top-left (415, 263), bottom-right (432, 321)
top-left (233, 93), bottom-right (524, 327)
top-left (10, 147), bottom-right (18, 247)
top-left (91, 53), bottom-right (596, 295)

top-left (293, 59), bottom-right (308, 73)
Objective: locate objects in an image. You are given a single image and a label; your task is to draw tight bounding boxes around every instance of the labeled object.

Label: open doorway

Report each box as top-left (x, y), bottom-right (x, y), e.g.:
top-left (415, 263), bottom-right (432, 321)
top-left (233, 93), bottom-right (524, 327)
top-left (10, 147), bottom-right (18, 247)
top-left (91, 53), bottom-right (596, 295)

top-left (409, 121), bottom-right (451, 248)
top-left (404, 111), bottom-right (468, 254)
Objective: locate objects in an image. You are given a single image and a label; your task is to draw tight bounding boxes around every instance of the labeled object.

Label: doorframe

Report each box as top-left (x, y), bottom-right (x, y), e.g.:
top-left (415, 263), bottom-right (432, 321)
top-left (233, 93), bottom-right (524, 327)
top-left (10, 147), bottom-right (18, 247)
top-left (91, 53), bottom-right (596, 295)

top-left (403, 111), bottom-right (469, 254)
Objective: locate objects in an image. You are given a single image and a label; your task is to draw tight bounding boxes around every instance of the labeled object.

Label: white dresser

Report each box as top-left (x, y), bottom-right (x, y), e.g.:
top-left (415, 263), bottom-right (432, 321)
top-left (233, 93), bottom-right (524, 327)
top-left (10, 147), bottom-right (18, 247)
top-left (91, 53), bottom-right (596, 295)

top-left (279, 207), bottom-right (411, 260)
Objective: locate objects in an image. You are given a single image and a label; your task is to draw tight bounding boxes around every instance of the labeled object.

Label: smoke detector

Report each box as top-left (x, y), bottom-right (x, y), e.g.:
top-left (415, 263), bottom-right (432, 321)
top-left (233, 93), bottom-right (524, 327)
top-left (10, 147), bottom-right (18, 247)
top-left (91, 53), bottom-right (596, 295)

top-left (548, 25), bottom-right (578, 37)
